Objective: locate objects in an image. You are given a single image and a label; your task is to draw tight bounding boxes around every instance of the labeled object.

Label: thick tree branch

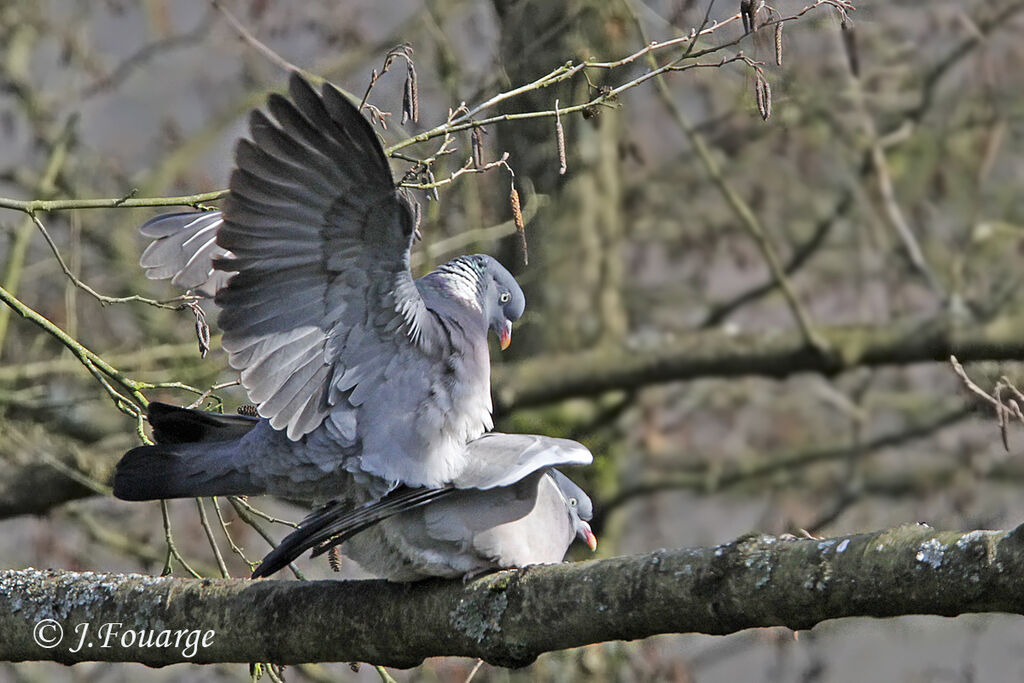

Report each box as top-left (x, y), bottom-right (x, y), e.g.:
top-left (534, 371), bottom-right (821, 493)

top-left (492, 313), bottom-right (1024, 414)
top-left (4, 523), bottom-right (1024, 667)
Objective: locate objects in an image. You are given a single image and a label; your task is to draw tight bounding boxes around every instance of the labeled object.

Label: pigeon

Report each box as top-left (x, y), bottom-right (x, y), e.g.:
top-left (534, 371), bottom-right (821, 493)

top-left (115, 403), bottom-right (597, 580)
top-left (253, 466), bottom-right (597, 581)
top-left (118, 72), bottom-right (527, 498)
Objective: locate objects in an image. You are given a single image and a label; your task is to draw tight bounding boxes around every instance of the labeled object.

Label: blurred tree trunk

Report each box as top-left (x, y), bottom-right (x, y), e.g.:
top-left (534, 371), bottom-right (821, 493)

top-left (492, 0), bottom-right (629, 356)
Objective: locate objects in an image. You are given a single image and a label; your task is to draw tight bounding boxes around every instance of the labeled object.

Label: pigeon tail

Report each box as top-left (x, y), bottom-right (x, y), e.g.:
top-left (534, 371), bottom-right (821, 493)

top-left (147, 401), bottom-right (259, 444)
top-left (113, 403), bottom-right (266, 501)
top-left (113, 442), bottom-right (261, 500)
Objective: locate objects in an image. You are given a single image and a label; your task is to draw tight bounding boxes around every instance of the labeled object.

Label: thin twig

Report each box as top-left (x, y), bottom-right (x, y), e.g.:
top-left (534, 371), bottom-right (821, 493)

top-left (386, 0), bottom-right (850, 154)
top-left (229, 497), bottom-right (299, 528)
top-left (29, 213), bottom-right (190, 309)
top-left (375, 665), bottom-right (398, 683)
top-left (213, 497), bottom-right (256, 569)
top-left (227, 498), bottom-right (305, 581)
top-left (400, 152), bottom-right (511, 191)
top-left (949, 355), bottom-right (1024, 450)
top-left (186, 380), bottom-right (241, 410)
top-left (160, 501), bottom-right (202, 578)
top-left (622, 0), bottom-right (830, 353)
top-left (0, 283), bottom-right (149, 414)
top-left (838, 15), bottom-right (942, 296)
top-left (465, 659), bottom-right (485, 682)
top-left (209, 0), bottom-right (308, 77)
top-left (196, 498), bottom-right (231, 578)
top-left (79, 8), bottom-right (215, 99)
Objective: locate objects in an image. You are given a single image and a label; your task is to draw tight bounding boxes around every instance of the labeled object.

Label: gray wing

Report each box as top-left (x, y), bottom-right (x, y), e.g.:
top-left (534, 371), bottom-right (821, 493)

top-left (215, 72), bottom-right (441, 440)
top-left (452, 433), bottom-right (593, 490)
top-left (139, 211), bottom-right (234, 296)
top-left (423, 470), bottom-right (577, 567)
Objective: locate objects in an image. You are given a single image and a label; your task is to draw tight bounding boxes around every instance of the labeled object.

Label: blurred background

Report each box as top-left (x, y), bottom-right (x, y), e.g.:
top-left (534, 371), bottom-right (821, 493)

top-left (2, 0), bottom-right (1024, 680)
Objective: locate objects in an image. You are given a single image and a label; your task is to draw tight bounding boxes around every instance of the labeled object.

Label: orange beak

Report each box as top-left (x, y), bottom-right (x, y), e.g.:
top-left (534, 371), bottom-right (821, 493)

top-left (499, 319), bottom-right (512, 350)
top-left (580, 521), bottom-right (598, 552)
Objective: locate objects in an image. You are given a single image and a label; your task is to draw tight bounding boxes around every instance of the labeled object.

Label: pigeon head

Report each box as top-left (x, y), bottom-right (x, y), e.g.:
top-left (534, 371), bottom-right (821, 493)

top-left (435, 254), bottom-right (524, 350)
top-left (551, 469), bottom-right (598, 552)
top-left (477, 255), bottom-right (525, 350)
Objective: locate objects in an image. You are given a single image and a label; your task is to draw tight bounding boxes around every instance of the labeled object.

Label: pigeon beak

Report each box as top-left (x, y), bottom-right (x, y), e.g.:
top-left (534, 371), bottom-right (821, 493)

top-left (499, 319), bottom-right (513, 350)
top-left (578, 521), bottom-right (598, 552)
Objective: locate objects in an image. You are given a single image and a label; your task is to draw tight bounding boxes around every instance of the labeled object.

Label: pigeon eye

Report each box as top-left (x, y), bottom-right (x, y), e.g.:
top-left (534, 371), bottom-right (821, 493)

top-left (569, 497), bottom-right (578, 507)
top-left (499, 291), bottom-right (511, 304)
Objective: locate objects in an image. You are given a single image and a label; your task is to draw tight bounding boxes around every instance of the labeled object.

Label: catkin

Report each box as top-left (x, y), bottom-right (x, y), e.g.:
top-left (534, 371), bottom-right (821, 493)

top-left (511, 185), bottom-right (528, 266)
top-left (755, 74), bottom-right (771, 121)
top-left (472, 126), bottom-right (484, 169)
top-left (555, 99), bottom-right (567, 175)
top-left (775, 21), bottom-right (783, 66)
top-left (402, 61), bottom-right (419, 124)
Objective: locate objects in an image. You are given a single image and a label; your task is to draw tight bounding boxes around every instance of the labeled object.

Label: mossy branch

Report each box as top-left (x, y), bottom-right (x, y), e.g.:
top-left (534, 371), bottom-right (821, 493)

top-left (3, 523), bottom-right (1024, 667)
top-left (492, 313), bottom-right (1024, 414)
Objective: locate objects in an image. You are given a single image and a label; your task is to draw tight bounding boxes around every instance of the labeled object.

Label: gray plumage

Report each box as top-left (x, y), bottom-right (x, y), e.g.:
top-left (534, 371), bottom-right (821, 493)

top-left (324, 468), bottom-right (595, 581)
top-left (114, 403), bottom-right (596, 581)
top-left (138, 211), bottom-right (231, 296)
top-left (124, 72), bottom-right (527, 496)
top-left (253, 437), bottom-right (596, 580)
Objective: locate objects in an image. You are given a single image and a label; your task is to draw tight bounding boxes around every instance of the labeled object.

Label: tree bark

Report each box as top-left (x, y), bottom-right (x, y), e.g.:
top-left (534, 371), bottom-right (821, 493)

top-left (4, 523), bottom-right (1024, 667)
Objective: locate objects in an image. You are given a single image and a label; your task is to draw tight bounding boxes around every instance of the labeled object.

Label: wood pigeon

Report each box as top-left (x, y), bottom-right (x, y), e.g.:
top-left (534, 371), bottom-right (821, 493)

top-left (117, 72), bottom-right (529, 499)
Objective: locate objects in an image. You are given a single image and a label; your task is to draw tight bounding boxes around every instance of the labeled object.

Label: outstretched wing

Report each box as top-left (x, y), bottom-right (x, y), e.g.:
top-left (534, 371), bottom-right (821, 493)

top-left (251, 486), bottom-right (454, 578)
top-left (452, 433), bottom-right (593, 490)
top-left (215, 72), bottom-right (439, 440)
top-left (139, 211), bottom-right (233, 296)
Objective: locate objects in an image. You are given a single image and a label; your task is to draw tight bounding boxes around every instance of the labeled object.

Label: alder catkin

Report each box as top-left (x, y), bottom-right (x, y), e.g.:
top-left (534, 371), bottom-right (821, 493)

top-left (755, 74), bottom-right (766, 119)
top-left (402, 61), bottom-right (419, 124)
top-left (775, 21), bottom-right (783, 66)
top-left (555, 100), bottom-right (567, 175)
top-left (472, 126), bottom-right (484, 169)
top-left (511, 185), bottom-right (528, 266)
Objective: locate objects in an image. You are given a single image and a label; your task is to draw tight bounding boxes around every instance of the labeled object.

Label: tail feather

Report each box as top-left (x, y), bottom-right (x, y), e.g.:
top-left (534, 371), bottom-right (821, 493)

top-left (113, 403), bottom-right (264, 501)
top-left (148, 401), bottom-right (259, 444)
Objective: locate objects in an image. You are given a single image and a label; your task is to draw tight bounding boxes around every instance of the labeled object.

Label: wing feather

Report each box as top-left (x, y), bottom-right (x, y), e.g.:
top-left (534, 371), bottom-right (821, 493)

top-left (138, 211), bottom-right (232, 295)
top-left (214, 72), bottom-right (440, 442)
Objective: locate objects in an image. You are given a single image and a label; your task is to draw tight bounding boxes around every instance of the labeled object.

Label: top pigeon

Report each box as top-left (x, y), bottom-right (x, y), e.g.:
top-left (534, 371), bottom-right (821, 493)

top-left (169, 73), bottom-right (524, 489)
